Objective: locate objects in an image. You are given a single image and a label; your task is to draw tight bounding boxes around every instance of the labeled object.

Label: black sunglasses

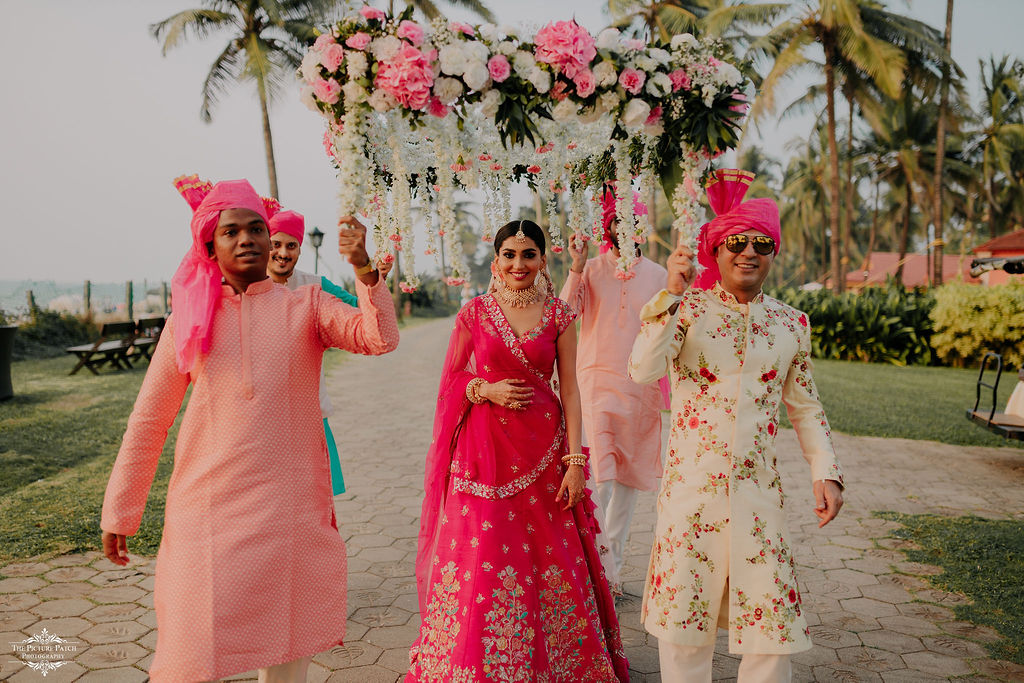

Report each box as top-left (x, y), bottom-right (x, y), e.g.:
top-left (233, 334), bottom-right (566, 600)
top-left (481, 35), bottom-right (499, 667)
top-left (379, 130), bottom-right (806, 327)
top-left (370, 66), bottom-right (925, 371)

top-left (723, 234), bottom-right (776, 255)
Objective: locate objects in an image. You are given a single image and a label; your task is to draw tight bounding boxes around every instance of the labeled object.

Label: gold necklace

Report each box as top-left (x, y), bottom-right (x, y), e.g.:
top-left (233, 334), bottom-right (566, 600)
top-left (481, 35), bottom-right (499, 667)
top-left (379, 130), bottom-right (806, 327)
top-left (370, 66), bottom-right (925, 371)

top-left (497, 281), bottom-right (542, 308)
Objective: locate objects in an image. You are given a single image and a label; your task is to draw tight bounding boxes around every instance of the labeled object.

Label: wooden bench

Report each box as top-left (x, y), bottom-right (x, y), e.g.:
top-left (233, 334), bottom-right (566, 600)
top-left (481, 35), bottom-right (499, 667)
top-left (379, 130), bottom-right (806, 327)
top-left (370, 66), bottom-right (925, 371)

top-left (130, 317), bottom-right (166, 361)
top-left (66, 321), bottom-right (137, 375)
top-left (966, 352), bottom-right (1024, 441)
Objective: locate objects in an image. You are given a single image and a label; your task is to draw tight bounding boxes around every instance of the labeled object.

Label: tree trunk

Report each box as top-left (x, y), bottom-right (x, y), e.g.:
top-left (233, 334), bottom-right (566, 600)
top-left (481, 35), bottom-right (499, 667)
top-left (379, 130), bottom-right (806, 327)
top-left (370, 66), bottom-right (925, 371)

top-left (821, 202), bottom-right (829, 280)
top-left (256, 76), bottom-right (280, 199)
top-left (896, 182), bottom-right (912, 285)
top-left (863, 175), bottom-right (881, 272)
top-left (932, 0), bottom-right (953, 285)
top-left (824, 48), bottom-right (844, 293)
top-left (392, 251), bottom-right (402, 321)
top-left (647, 184), bottom-right (659, 262)
top-left (843, 90), bottom-right (856, 290)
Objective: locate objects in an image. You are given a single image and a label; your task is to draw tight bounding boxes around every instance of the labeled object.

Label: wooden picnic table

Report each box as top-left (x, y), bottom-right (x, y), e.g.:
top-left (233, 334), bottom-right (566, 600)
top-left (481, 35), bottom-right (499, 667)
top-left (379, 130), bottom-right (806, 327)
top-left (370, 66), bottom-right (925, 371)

top-left (66, 317), bottom-right (165, 375)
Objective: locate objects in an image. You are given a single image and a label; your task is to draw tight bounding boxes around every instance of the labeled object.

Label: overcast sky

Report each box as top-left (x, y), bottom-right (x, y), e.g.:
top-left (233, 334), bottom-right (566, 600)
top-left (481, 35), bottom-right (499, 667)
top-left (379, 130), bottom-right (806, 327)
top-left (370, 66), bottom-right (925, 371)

top-left (1, 0), bottom-right (1019, 283)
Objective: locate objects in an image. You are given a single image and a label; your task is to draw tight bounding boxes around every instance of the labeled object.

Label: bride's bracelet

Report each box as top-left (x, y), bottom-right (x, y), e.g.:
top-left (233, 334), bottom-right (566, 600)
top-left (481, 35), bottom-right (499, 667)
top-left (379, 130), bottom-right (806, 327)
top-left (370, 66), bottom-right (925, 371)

top-left (466, 377), bottom-right (487, 404)
top-left (561, 452), bottom-right (587, 468)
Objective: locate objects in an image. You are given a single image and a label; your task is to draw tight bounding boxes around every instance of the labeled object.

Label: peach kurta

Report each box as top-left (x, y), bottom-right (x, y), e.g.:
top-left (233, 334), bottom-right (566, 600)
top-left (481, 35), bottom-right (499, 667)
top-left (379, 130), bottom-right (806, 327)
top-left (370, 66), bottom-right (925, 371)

top-left (101, 277), bottom-right (398, 682)
top-left (560, 251), bottom-right (667, 491)
top-left (628, 285), bottom-right (843, 654)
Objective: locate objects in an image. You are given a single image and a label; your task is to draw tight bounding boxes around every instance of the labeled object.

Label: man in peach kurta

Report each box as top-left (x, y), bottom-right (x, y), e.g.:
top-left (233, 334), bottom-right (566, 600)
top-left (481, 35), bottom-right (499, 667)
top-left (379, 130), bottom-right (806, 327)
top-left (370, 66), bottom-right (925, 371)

top-left (560, 188), bottom-right (667, 594)
top-left (101, 176), bottom-right (399, 682)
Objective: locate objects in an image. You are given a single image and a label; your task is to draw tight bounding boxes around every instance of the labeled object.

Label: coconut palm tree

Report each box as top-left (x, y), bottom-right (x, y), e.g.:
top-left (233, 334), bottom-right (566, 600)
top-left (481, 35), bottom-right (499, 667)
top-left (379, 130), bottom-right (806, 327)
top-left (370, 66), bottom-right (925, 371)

top-left (151, 0), bottom-right (340, 199)
top-left (931, 0), bottom-right (954, 284)
top-left (388, 0), bottom-right (494, 22)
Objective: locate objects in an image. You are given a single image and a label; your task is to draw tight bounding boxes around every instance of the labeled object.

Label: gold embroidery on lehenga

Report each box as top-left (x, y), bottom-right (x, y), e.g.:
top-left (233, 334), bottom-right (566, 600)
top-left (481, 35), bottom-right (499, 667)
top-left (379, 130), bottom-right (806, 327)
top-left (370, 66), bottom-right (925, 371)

top-left (482, 567), bottom-right (536, 681)
top-left (417, 561), bottom-right (464, 679)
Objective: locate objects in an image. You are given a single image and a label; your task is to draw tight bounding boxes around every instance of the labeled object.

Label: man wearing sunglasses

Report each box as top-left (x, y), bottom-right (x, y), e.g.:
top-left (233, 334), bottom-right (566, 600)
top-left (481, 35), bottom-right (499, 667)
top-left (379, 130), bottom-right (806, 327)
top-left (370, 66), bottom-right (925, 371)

top-left (629, 169), bottom-right (844, 683)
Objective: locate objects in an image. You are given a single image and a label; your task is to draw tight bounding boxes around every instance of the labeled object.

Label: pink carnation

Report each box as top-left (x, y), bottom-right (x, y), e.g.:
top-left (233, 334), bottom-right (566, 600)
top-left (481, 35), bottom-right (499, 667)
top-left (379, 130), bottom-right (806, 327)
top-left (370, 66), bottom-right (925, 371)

top-left (313, 34), bottom-right (336, 50)
top-left (625, 38), bottom-right (646, 51)
top-left (323, 129), bottom-right (336, 157)
top-left (321, 43), bottom-right (345, 72)
top-left (374, 44), bottom-right (435, 110)
top-left (527, 165), bottom-right (541, 174)
top-left (346, 31), bottom-right (371, 50)
top-left (534, 20), bottom-right (596, 79)
top-left (646, 104), bottom-right (663, 126)
top-left (400, 281), bottom-right (418, 293)
top-left (618, 68), bottom-right (645, 95)
top-left (551, 245), bottom-right (564, 253)
top-left (488, 54), bottom-right (511, 83)
top-left (397, 20), bottom-right (424, 46)
top-left (573, 68), bottom-right (595, 97)
top-left (449, 21), bottom-right (475, 36)
top-left (359, 5), bottom-right (385, 20)
top-left (669, 68), bottom-right (691, 92)
top-left (312, 78), bottom-right (342, 104)
top-left (427, 96), bottom-right (450, 118)
top-left (381, 253), bottom-right (395, 264)
top-left (614, 268), bottom-right (637, 281)
top-left (445, 276), bottom-right (466, 286)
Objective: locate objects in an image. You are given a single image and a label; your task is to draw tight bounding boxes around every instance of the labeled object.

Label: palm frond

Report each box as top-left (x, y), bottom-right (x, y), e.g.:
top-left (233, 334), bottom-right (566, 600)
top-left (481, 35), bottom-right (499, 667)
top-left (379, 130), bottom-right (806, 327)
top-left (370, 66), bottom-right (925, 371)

top-left (200, 39), bottom-right (242, 121)
top-left (150, 8), bottom-right (236, 55)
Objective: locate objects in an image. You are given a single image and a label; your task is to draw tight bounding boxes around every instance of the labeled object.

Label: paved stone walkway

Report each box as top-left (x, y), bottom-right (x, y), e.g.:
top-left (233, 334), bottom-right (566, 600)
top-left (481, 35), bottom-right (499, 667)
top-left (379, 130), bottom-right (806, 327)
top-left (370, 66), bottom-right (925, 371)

top-left (3, 315), bottom-right (1024, 681)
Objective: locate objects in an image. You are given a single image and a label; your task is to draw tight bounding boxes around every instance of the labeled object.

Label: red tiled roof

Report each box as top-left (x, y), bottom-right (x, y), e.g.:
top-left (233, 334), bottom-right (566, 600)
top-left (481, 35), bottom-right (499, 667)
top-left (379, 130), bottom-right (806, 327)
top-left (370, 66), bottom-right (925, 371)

top-left (845, 252), bottom-right (980, 287)
top-left (973, 228), bottom-right (1024, 253)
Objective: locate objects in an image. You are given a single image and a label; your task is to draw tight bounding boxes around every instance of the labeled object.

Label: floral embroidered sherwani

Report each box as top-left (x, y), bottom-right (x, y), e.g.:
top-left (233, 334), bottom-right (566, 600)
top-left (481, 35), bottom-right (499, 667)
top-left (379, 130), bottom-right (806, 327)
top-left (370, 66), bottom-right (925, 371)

top-left (628, 284), bottom-right (843, 654)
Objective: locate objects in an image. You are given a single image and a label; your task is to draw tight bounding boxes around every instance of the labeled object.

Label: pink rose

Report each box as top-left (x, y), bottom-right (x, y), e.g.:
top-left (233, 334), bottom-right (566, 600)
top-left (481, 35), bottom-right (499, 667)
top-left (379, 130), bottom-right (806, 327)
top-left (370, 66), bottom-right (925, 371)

top-left (345, 31), bottom-right (371, 50)
top-left (534, 20), bottom-right (596, 79)
top-left (669, 68), bottom-right (691, 92)
top-left (397, 20), bottom-right (424, 46)
top-left (645, 104), bottom-right (662, 126)
top-left (313, 34), bottom-right (336, 50)
top-left (374, 43), bottom-right (435, 110)
top-left (312, 78), bottom-right (341, 104)
top-left (449, 21), bottom-right (475, 36)
top-left (573, 68), bottom-right (595, 97)
top-left (427, 96), bottom-right (449, 118)
top-left (359, 5), bottom-right (385, 20)
top-left (625, 38), bottom-right (646, 51)
top-left (618, 68), bottom-right (645, 95)
top-left (488, 54), bottom-right (511, 82)
top-left (320, 43), bottom-right (345, 72)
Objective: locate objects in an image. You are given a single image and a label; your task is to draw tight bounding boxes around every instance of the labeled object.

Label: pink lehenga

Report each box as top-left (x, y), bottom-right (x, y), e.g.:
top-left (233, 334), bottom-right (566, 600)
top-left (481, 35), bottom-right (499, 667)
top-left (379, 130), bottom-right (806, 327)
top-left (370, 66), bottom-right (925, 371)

top-left (408, 294), bottom-right (629, 683)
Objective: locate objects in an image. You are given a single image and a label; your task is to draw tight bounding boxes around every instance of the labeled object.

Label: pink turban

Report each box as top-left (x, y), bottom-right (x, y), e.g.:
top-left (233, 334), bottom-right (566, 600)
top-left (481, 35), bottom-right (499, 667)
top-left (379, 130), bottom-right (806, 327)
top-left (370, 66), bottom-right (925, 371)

top-left (170, 174), bottom-right (280, 374)
top-left (269, 210), bottom-right (305, 245)
top-left (693, 168), bottom-right (781, 290)
top-left (599, 185), bottom-right (648, 254)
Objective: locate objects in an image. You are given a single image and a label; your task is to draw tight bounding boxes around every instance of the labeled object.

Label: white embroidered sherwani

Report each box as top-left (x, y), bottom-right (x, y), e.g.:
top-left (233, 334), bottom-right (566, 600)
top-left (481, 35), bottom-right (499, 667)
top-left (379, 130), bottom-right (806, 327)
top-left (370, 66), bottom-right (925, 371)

top-left (628, 284), bottom-right (843, 654)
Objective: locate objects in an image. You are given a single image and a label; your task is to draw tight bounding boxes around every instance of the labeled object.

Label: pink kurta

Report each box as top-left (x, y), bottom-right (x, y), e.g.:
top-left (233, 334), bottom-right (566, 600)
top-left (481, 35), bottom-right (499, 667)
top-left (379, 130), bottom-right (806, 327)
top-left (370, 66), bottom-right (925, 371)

top-left (560, 251), bottom-right (667, 491)
top-left (101, 277), bottom-right (398, 682)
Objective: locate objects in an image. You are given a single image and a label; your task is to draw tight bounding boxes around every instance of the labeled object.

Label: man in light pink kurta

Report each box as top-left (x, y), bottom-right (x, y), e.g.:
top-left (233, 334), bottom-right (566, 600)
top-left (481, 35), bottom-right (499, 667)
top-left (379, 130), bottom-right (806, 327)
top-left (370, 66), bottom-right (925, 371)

top-left (560, 189), bottom-right (667, 593)
top-left (101, 176), bottom-right (399, 682)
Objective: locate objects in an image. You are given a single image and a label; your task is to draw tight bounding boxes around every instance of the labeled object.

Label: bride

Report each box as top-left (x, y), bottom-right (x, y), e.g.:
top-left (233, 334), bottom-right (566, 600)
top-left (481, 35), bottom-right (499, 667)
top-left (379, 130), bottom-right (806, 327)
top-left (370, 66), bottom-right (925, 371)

top-left (407, 220), bottom-right (629, 682)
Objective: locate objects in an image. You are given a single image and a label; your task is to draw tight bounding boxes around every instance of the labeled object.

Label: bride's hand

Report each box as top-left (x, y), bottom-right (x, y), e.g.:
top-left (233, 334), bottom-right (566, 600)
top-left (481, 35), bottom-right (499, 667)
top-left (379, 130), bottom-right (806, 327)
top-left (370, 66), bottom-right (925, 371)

top-left (556, 465), bottom-right (586, 510)
top-left (480, 378), bottom-right (533, 410)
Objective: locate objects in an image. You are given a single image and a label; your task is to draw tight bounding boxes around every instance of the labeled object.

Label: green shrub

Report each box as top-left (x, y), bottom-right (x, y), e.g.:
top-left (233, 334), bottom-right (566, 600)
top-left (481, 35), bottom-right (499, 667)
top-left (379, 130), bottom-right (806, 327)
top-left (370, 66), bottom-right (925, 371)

top-left (768, 282), bottom-right (935, 365)
top-left (405, 275), bottom-right (461, 318)
top-left (0, 309), bottom-right (97, 360)
top-left (930, 281), bottom-right (1024, 368)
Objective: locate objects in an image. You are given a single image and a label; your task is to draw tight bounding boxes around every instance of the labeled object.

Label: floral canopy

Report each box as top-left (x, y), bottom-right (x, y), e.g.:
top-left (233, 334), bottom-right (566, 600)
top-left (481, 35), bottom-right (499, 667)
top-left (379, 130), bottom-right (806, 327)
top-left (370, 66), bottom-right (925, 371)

top-left (301, 5), bottom-right (750, 290)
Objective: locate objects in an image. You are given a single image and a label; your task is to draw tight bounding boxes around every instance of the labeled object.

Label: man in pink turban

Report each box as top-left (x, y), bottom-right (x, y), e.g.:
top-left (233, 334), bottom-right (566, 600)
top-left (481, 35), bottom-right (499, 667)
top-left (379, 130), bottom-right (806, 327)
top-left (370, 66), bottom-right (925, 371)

top-left (561, 184), bottom-right (667, 596)
top-left (100, 175), bottom-right (399, 682)
top-left (629, 169), bottom-right (844, 682)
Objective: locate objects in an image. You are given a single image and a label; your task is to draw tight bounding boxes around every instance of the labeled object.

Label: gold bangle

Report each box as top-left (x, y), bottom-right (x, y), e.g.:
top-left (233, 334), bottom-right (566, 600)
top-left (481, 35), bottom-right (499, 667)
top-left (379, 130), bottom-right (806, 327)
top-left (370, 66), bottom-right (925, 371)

top-left (466, 377), bottom-right (487, 404)
top-left (353, 260), bottom-right (375, 276)
top-left (561, 453), bottom-right (587, 467)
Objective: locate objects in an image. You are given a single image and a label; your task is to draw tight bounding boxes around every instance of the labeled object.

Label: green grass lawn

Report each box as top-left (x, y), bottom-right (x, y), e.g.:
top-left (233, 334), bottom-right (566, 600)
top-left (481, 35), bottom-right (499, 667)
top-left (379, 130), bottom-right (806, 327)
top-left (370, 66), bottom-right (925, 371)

top-left (878, 512), bottom-right (1024, 664)
top-left (781, 359), bottom-right (1024, 448)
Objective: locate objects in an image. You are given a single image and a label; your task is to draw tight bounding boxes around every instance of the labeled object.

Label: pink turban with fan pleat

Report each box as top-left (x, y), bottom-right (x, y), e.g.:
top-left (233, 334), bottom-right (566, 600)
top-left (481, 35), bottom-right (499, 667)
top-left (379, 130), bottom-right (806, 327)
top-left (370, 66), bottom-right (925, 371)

top-left (599, 185), bottom-right (648, 254)
top-left (170, 175), bottom-right (280, 374)
top-left (693, 168), bottom-right (781, 290)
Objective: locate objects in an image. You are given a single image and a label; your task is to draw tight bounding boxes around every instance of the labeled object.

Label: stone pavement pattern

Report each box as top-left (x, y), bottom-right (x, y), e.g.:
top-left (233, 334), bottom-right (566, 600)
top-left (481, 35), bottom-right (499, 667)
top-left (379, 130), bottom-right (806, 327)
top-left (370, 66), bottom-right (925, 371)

top-left (3, 315), bottom-right (1024, 682)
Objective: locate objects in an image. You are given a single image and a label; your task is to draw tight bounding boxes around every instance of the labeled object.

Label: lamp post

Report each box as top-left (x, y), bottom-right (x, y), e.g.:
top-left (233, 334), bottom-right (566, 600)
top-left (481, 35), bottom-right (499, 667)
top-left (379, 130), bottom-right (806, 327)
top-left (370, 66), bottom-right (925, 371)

top-left (308, 227), bottom-right (324, 274)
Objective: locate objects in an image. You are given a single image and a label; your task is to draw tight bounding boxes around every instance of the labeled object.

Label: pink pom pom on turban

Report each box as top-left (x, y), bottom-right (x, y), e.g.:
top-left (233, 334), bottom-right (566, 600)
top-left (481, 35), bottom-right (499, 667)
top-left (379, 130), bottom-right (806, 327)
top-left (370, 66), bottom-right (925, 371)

top-left (170, 174), bottom-right (280, 374)
top-left (693, 168), bottom-right (781, 290)
top-left (269, 210), bottom-right (305, 245)
top-left (599, 184), bottom-right (648, 254)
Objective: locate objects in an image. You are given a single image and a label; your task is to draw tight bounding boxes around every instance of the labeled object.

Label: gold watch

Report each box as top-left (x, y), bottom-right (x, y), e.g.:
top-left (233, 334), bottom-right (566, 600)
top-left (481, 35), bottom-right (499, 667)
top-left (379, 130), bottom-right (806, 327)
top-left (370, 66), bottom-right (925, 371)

top-left (353, 260), bottom-right (376, 276)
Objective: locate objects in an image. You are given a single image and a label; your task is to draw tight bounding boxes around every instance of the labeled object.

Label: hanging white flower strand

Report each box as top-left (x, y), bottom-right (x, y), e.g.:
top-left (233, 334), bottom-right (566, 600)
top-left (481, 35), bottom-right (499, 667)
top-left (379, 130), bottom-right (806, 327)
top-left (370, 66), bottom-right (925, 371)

top-left (613, 141), bottom-right (637, 280)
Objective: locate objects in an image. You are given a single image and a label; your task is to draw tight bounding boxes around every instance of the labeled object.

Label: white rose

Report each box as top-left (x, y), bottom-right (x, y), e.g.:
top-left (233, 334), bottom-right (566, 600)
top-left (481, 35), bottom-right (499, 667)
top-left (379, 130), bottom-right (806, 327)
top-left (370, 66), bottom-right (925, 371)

top-left (596, 28), bottom-right (621, 51)
top-left (368, 89), bottom-right (398, 112)
top-left (648, 47), bottom-right (671, 65)
top-left (513, 50), bottom-right (536, 78)
top-left (464, 62), bottom-right (491, 91)
top-left (369, 35), bottom-right (401, 62)
top-left (717, 62), bottom-right (742, 87)
top-left (599, 90), bottom-right (621, 112)
top-left (635, 55), bottom-right (657, 72)
top-left (300, 50), bottom-right (322, 83)
top-left (671, 33), bottom-right (697, 50)
top-left (496, 40), bottom-right (516, 56)
top-left (702, 85), bottom-right (719, 107)
top-left (621, 98), bottom-right (651, 128)
top-left (593, 60), bottom-right (617, 87)
top-left (528, 66), bottom-right (551, 94)
top-left (300, 85), bottom-right (319, 112)
top-left (346, 51), bottom-right (368, 78)
top-left (465, 40), bottom-right (490, 63)
top-left (480, 89), bottom-right (501, 117)
top-left (342, 80), bottom-right (366, 104)
top-left (646, 72), bottom-right (672, 97)
top-left (433, 76), bottom-right (464, 103)
top-left (439, 43), bottom-right (468, 76)
top-left (552, 98), bottom-right (579, 122)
